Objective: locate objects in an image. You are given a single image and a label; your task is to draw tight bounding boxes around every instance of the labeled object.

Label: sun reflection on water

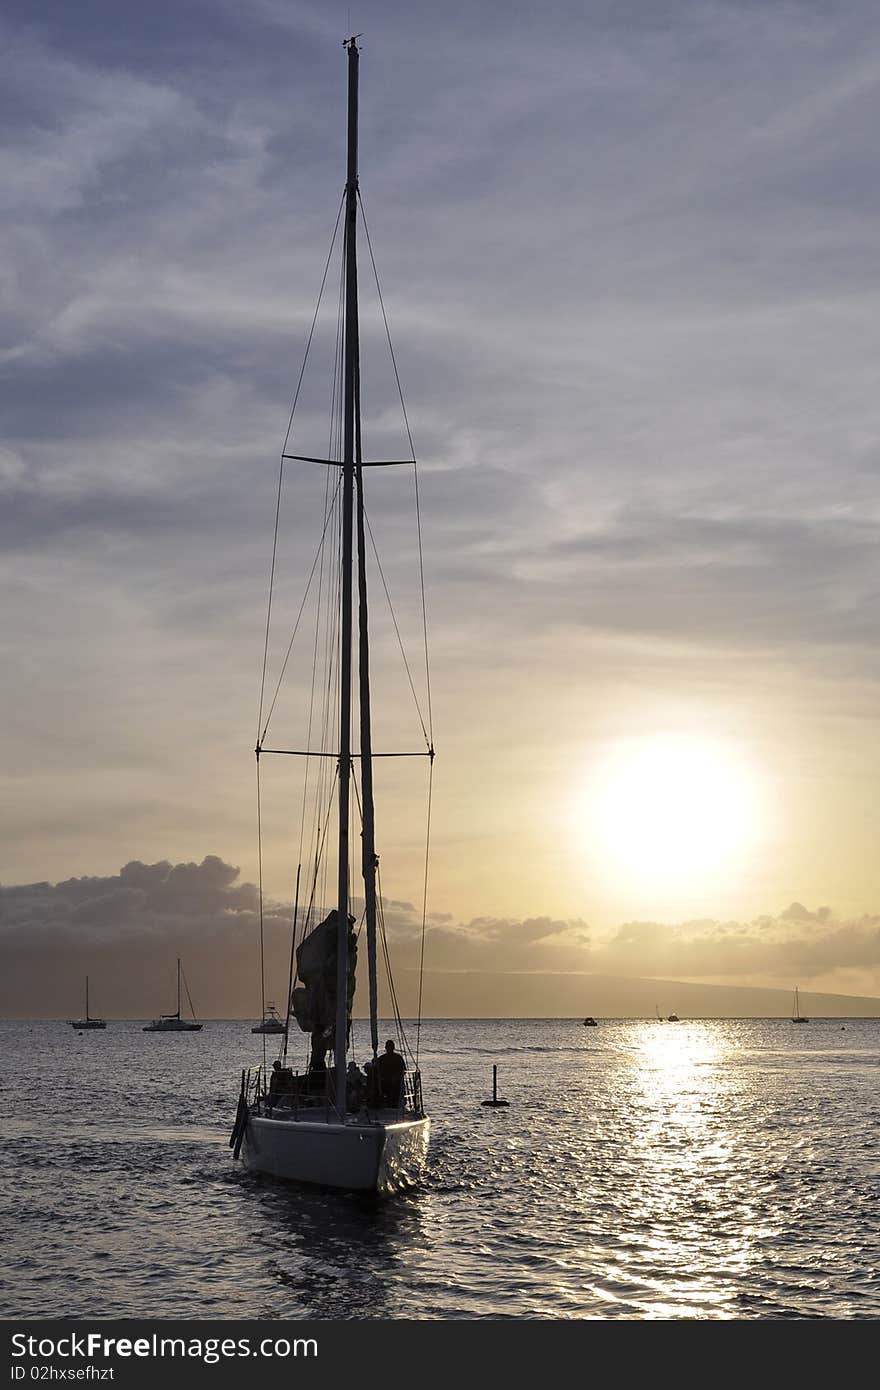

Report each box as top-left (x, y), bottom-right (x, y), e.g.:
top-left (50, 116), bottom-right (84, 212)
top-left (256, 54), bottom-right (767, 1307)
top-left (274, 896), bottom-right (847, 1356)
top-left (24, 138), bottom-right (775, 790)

top-left (609, 1021), bottom-right (783, 1316)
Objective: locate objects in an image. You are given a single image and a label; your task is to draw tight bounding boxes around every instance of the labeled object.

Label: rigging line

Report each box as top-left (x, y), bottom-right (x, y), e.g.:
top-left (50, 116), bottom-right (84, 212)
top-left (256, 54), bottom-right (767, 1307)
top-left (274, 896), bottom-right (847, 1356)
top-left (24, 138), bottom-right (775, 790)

top-left (312, 484), bottom-right (338, 903)
top-left (282, 189), bottom-right (346, 463)
top-left (257, 190), bottom-right (346, 745)
top-left (311, 227), bottom-right (344, 849)
top-left (311, 208), bottom-right (346, 906)
top-left (350, 762), bottom-right (372, 950)
top-left (181, 965), bottom-right (198, 1023)
top-left (415, 756), bottom-right (434, 1068)
top-left (298, 466), bottom-right (333, 866)
top-left (375, 863), bottom-right (412, 1063)
top-left (319, 495), bottom-right (344, 920)
top-left (328, 211), bottom-right (347, 463)
top-left (413, 456), bottom-right (434, 745)
top-left (362, 504), bottom-right (430, 746)
top-left (358, 190), bottom-right (434, 743)
top-left (260, 473), bottom-right (343, 744)
top-left (288, 193), bottom-right (348, 970)
top-left (303, 768), bottom-right (340, 948)
top-left (357, 191), bottom-right (416, 458)
top-left (294, 206), bottom-right (345, 896)
top-left (308, 462), bottom-right (341, 931)
top-left (285, 481), bottom-right (338, 1039)
top-left (282, 863), bottom-right (300, 1064)
top-left (256, 755), bottom-right (267, 1072)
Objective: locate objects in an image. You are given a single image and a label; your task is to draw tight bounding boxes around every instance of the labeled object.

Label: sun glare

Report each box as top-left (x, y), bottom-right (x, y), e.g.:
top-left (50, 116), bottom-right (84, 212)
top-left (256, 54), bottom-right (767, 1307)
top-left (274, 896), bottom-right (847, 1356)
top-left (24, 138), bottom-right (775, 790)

top-left (584, 734), bottom-right (761, 891)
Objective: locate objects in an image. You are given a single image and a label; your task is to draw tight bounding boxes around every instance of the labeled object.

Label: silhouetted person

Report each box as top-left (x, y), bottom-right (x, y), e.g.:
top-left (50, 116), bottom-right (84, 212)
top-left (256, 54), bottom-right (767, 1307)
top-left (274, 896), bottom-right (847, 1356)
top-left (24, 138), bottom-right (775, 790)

top-left (363, 1056), bottom-right (379, 1105)
top-left (346, 1060), bottom-right (366, 1110)
top-left (376, 1038), bottom-right (405, 1108)
top-left (268, 1058), bottom-right (294, 1106)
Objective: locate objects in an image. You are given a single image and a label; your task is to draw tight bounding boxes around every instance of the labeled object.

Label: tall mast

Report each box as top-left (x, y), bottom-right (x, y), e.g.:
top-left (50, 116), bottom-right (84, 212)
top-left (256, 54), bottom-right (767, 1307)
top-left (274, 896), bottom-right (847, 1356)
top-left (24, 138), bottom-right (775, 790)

top-left (85, 975), bottom-right (89, 1021)
top-left (177, 957), bottom-right (181, 1019)
top-left (356, 428), bottom-right (379, 1059)
top-left (348, 43), bottom-right (379, 1062)
top-left (334, 36), bottom-right (360, 1118)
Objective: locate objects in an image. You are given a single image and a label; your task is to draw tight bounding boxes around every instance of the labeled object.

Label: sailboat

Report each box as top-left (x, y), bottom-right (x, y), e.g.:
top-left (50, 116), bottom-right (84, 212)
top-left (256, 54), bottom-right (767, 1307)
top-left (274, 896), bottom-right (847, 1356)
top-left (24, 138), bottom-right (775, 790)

top-left (230, 39), bottom-right (431, 1193)
top-left (251, 1003), bottom-right (286, 1035)
top-left (143, 958), bottom-right (203, 1032)
top-left (68, 976), bottom-right (106, 1030)
top-left (791, 986), bottom-right (808, 1023)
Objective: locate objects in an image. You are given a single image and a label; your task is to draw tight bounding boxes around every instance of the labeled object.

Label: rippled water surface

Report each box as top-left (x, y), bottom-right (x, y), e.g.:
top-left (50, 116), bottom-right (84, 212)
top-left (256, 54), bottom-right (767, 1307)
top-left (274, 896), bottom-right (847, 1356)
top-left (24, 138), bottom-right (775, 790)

top-left (2, 1017), bottom-right (878, 1318)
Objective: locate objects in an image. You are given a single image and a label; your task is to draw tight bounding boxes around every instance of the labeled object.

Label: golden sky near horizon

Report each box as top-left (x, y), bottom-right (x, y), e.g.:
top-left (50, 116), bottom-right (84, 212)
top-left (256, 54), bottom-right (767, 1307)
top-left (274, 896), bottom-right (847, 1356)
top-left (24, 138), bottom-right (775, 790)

top-left (2, 1), bottom-right (880, 1008)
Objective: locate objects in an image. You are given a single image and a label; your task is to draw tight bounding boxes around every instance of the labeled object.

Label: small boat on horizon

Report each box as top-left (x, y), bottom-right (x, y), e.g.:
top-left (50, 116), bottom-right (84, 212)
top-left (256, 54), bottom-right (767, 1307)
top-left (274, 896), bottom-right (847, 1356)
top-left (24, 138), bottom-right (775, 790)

top-left (143, 958), bottom-right (203, 1032)
top-left (583, 1016), bottom-right (598, 1027)
top-left (251, 1003), bottom-right (286, 1035)
top-left (791, 986), bottom-right (808, 1023)
top-left (68, 976), bottom-right (106, 1030)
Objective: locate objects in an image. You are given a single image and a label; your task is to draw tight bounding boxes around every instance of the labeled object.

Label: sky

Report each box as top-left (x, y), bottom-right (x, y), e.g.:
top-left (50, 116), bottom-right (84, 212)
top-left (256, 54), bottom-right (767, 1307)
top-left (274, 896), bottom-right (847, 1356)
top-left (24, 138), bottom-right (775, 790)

top-left (3, 0), bottom-right (880, 1015)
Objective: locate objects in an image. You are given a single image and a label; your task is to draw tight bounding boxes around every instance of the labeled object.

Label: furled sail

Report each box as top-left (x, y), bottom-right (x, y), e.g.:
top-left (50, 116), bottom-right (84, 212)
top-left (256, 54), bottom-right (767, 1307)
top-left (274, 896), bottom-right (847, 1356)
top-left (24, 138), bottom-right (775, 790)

top-left (291, 910), bottom-right (357, 1045)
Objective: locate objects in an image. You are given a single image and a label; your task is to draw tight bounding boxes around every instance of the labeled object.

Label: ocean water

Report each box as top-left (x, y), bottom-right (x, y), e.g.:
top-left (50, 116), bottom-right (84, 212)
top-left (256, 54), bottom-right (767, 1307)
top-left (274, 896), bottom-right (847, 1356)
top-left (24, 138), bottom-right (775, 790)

top-left (1, 1016), bottom-right (878, 1320)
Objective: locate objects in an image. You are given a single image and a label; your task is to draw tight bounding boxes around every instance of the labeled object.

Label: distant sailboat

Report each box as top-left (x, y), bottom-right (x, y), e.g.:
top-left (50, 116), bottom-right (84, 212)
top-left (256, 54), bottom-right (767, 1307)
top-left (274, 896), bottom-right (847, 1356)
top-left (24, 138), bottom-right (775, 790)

top-left (791, 986), bottom-right (808, 1023)
top-left (143, 958), bottom-right (203, 1032)
top-left (68, 976), bottom-right (106, 1030)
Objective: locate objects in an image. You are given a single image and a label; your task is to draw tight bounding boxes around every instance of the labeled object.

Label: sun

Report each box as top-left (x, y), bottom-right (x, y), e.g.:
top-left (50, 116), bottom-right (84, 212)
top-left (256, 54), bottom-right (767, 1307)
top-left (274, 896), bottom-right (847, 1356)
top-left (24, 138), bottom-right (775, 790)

top-left (584, 734), bottom-right (761, 890)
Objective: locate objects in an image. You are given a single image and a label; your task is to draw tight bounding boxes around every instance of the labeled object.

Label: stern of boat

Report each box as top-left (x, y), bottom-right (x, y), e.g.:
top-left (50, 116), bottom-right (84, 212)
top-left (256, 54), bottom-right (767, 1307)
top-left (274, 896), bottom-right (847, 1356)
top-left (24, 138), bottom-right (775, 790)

top-left (239, 1110), bottom-right (429, 1193)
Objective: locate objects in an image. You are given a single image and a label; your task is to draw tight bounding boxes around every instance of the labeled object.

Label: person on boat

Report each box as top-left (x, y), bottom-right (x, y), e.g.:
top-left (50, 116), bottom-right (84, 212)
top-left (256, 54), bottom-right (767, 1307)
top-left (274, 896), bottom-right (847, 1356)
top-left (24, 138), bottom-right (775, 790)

top-left (346, 1060), bottom-right (366, 1111)
top-left (376, 1038), bottom-right (405, 1108)
top-left (362, 1055), bottom-right (378, 1105)
top-left (267, 1058), bottom-right (294, 1107)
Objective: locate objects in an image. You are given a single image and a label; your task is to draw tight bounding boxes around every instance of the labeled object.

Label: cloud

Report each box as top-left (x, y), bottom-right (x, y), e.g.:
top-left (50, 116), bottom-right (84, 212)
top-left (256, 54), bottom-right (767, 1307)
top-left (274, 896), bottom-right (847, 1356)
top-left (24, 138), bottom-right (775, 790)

top-left (2, 0), bottom-right (880, 933)
top-left (592, 905), bottom-right (880, 989)
top-left (3, 854), bottom-right (880, 1016)
top-left (0, 855), bottom-right (260, 945)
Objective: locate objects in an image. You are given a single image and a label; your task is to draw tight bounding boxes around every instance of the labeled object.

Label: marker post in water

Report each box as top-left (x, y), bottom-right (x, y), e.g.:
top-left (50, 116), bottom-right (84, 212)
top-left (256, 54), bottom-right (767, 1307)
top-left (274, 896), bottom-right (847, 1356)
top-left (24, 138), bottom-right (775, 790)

top-left (481, 1063), bottom-right (509, 1107)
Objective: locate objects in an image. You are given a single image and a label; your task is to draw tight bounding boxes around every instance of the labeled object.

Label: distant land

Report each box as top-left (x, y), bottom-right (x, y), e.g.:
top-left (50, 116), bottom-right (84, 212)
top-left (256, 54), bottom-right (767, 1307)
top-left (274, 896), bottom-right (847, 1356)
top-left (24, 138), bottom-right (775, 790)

top-left (2, 960), bottom-right (878, 1019)
top-left (405, 970), bottom-right (880, 1019)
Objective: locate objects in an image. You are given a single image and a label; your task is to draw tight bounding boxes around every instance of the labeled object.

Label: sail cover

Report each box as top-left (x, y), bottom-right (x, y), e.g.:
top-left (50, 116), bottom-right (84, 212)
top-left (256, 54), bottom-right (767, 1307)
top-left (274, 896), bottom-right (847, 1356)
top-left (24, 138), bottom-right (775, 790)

top-left (291, 910), bottom-right (357, 1044)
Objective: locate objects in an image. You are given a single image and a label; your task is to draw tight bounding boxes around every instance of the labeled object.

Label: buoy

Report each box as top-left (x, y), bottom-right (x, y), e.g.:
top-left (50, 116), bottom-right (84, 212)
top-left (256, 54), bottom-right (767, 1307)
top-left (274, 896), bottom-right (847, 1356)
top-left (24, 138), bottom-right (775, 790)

top-left (481, 1063), bottom-right (509, 1107)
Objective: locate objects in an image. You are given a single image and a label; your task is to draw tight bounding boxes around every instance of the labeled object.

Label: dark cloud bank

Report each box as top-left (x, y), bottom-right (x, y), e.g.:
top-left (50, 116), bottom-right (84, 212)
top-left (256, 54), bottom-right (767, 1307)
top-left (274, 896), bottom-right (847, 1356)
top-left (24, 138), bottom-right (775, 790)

top-left (2, 856), bottom-right (879, 1018)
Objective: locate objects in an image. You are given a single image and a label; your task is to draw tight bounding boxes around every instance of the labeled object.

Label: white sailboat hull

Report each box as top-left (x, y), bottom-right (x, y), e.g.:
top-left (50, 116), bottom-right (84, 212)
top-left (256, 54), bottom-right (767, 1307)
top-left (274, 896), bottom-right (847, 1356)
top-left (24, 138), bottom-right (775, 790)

top-left (241, 1113), bottom-right (430, 1193)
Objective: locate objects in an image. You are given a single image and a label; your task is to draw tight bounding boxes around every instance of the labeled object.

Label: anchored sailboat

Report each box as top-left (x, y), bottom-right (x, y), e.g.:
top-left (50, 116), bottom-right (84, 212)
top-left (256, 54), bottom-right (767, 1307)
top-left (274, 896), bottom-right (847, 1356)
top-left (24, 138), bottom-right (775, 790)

top-left (791, 986), bottom-right (808, 1023)
top-left (231, 39), bottom-right (433, 1193)
top-left (68, 976), bottom-right (106, 1030)
top-left (143, 958), bottom-right (203, 1032)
